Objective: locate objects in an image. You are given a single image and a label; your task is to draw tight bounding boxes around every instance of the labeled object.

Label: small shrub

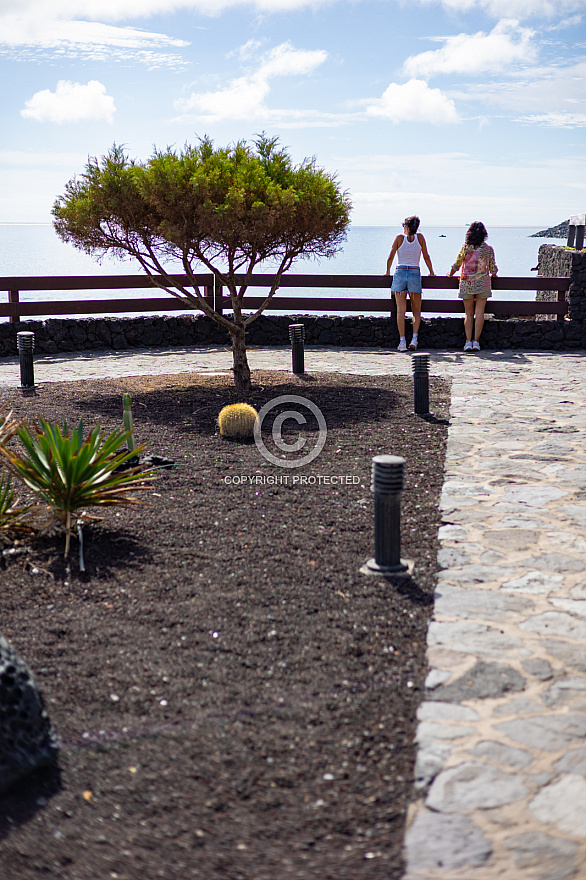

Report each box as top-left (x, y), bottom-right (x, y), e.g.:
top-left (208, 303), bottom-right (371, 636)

top-left (0, 419), bottom-right (155, 557)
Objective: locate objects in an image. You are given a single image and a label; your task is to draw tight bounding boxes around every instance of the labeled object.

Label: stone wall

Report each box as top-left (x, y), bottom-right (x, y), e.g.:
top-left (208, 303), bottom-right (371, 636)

top-left (1, 308), bottom-right (584, 356)
top-left (537, 244), bottom-right (586, 324)
top-left (568, 250), bottom-right (586, 323)
top-left (537, 244), bottom-right (571, 320)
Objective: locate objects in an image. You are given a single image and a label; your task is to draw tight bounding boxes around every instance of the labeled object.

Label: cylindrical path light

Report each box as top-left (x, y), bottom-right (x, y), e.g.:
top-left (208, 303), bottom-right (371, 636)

top-left (568, 214), bottom-right (586, 250)
top-left (576, 214), bottom-right (585, 250)
top-left (289, 324), bottom-right (305, 375)
top-left (16, 331), bottom-right (35, 389)
top-left (412, 352), bottom-right (430, 415)
top-left (567, 219), bottom-right (576, 249)
top-left (363, 454), bottom-right (408, 575)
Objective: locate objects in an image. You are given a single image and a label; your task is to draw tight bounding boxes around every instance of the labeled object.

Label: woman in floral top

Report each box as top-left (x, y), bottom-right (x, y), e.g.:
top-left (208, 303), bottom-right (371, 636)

top-left (448, 221), bottom-right (498, 352)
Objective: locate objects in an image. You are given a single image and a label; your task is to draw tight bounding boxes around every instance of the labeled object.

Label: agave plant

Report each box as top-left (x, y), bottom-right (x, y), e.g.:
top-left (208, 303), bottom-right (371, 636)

top-left (0, 418), bottom-right (155, 557)
top-left (0, 471), bottom-right (31, 541)
top-left (0, 403), bottom-right (22, 447)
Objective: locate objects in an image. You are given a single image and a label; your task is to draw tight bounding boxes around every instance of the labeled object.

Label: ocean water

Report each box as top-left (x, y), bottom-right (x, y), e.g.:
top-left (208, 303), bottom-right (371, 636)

top-left (0, 223), bottom-right (563, 320)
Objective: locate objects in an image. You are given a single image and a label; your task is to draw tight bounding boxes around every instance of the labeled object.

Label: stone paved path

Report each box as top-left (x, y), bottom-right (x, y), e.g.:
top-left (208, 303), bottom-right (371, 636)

top-left (2, 344), bottom-right (586, 879)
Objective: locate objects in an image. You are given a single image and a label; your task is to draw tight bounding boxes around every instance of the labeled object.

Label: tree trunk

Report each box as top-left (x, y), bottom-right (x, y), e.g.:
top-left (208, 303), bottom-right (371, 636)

top-left (230, 323), bottom-right (251, 392)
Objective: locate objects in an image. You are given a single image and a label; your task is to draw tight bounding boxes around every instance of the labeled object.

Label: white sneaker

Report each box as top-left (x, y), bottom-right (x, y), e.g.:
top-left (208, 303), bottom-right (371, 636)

top-left (463, 341), bottom-right (473, 352)
top-left (472, 340), bottom-right (481, 351)
top-left (397, 338), bottom-right (407, 352)
top-left (409, 337), bottom-right (418, 351)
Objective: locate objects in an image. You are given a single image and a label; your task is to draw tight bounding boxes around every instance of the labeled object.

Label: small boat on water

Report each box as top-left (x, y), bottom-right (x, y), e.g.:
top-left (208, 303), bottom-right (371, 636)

top-left (439, 234), bottom-right (446, 237)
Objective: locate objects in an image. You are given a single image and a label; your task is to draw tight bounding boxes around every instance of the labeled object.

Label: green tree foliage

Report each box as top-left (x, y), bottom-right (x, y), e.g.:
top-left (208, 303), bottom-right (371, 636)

top-left (52, 136), bottom-right (352, 390)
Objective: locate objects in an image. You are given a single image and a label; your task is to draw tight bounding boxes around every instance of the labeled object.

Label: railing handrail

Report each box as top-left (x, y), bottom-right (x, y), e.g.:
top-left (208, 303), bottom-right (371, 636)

top-left (0, 272), bottom-right (570, 292)
top-left (0, 273), bottom-right (213, 291)
top-left (0, 272), bottom-right (570, 322)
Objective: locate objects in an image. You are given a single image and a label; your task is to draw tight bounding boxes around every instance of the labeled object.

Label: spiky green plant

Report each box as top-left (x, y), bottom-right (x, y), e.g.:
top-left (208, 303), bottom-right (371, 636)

top-left (0, 472), bottom-right (31, 541)
top-left (0, 418), bottom-right (154, 557)
top-left (122, 393), bottom-right (136, 452)
top-left (0, 403), bottom-right (22, 447)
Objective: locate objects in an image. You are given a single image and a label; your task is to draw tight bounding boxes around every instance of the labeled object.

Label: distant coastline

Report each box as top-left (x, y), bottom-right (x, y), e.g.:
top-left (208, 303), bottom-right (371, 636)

top-left (531, 219), bottom-right (569, 239)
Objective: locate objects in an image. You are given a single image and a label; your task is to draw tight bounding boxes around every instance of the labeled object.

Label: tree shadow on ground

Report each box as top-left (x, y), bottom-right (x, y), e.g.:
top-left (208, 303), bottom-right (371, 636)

top-left (73, 375), bottom-right (447, 438)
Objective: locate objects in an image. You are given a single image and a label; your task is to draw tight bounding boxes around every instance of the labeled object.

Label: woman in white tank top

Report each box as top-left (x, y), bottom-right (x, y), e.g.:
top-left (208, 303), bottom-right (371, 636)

top-left (385, 216), bottom-right (435, 351)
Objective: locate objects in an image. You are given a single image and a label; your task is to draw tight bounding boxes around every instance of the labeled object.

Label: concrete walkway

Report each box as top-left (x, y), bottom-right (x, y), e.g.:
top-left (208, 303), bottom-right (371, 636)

top-left (2, 344), bottom-right (586, 879)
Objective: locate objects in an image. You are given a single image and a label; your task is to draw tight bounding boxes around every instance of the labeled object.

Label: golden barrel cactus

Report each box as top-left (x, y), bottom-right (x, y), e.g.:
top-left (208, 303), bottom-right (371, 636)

top-left (218, 403), bottom-right (259, 440)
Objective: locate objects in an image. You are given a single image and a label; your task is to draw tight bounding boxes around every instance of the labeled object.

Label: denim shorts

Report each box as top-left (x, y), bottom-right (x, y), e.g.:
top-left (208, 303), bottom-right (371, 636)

top-left (391, 266), bottom-right (422, 294)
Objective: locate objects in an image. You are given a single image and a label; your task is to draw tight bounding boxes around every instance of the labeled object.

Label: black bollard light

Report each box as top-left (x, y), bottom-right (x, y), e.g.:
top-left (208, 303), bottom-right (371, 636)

top-left (412, 352), bottom-right (430, 415)
top-left (363, 454), bottom-right (408, 574)
top-left (289, 323), bottom-right (305, 374)
top-left (16, 331), bottom-right (35, 389)
top-left (568, 214), bottom-right (585, 250)
top-left (567, 218), bottom-right (576, 248)
top-left (574, 214), bottom-right (586, 251)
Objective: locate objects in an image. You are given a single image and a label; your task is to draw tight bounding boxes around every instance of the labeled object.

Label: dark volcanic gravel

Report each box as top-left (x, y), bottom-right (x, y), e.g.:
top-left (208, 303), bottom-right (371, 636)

top-left (0, 370), bottom-right (450, 880)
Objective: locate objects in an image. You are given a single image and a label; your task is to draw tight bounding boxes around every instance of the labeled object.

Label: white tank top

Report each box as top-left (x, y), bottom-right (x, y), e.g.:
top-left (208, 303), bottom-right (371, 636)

top-left (397, 234), bottom-right (422, 267)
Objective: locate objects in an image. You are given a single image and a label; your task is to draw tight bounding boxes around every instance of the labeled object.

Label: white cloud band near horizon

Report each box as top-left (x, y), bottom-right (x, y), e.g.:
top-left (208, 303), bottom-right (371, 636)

top-left (21, 80), bottom-right (116, 124)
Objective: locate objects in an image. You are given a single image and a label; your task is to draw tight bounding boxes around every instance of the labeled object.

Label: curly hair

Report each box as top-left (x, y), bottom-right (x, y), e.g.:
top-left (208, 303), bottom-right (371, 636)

top-left (403, 216), bottom-right (420, 234)
top-left (466, 221), bottom-right (488, 248)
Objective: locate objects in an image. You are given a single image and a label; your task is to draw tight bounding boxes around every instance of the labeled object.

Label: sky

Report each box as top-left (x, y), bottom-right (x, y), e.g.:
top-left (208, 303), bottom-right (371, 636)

top-left (0, 0), bottom-right (585, 227)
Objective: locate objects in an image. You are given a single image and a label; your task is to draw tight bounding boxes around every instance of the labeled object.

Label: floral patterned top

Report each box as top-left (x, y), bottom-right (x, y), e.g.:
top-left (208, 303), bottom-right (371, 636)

top-left (451, 242), bottom-right (498, 299)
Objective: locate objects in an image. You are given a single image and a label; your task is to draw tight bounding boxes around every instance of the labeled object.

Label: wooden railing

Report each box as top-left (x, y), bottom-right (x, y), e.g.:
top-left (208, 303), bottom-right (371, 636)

top-left (0, 273), bottom-right (571, 323)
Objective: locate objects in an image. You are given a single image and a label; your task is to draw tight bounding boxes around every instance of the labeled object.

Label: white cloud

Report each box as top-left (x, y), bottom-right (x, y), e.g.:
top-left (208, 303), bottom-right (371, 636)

top-left (0, 11), bottom-right (190, 66)
top-left (365, 79), bottom-right (460, 124)
top-left (0, 0), bottom-right (330, 25)
top-left (455, 59), bottom-right (586, 122)
top-left (1, 0), bottom-right (581, 28)
top-left (404, 20), bottom-right (536, 79)
top-left (180, 75), bottom-right (270, 119)
top-left (0, 16), bottom-right (188, 48)
top-left (21, 80), bottom-right (116, 124)
top-left (424, 0), bottom-right (583, 19)
top-left (518, 112), bottom-right (586, 127)
top-left (174, 41), bottom-right (328, 122)
top-left (545, 13), bottom-right (583, 29)
top-left (258, 43), bottom-right (328, 78)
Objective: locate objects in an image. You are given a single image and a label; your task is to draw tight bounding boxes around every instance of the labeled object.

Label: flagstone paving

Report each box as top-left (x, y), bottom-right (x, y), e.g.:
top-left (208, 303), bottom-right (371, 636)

top-left (2, 342), bottom-right (586, 879)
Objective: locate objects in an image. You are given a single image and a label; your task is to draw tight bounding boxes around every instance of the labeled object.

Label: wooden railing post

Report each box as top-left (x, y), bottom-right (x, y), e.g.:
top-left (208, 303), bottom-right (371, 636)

top-left (214, 275), bottom-right (223, 315)
top-left (8, 290), bottom-right (20, 323)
